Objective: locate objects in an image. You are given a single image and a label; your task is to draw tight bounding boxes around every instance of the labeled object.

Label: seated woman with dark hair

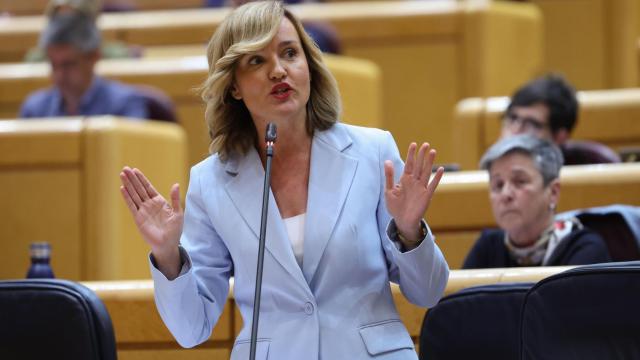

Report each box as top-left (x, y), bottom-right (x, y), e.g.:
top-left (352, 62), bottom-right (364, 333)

top-left (463, 134), bottom-right (611, 269)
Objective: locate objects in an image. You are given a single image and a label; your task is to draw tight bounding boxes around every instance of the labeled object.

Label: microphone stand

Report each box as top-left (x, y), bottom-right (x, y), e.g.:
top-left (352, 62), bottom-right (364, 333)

top-left (250, 123), bottom-right (277, 360)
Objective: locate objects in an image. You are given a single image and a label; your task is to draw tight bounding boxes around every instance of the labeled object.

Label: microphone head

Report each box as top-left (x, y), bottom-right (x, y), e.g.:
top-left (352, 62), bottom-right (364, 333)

top-left (265, 123), bottom-right (277, 143)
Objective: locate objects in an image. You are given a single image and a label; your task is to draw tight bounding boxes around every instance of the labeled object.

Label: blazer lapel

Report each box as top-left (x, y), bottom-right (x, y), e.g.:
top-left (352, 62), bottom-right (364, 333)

top-left (303, 126), bottom-right (358, 284)
top-left (224, 149), bottom-right (310, 291)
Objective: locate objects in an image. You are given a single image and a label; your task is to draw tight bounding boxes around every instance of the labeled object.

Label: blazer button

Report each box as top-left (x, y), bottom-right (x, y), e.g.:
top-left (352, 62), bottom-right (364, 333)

top-left (304, 302), bottom-right (314, 315)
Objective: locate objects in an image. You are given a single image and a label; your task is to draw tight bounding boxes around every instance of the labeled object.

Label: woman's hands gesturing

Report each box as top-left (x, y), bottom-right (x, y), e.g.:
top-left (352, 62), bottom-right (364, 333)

top-left (120, 166), bottom-right (184, 279)
top-left (384, 143), bottom-right (444, 250)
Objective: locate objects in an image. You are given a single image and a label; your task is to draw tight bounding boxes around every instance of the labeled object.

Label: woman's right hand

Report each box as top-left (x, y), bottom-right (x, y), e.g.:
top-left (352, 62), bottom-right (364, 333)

top-left (119, 166), bottom-right (184, 278)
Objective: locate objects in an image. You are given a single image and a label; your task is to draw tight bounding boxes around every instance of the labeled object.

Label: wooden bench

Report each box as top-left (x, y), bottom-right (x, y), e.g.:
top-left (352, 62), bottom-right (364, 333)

top-left (84, 266), bottom-right (572, 359)
top-left (426, 163), bottom-right (640, 269)
top-left (0, 53), bottom-right (382, 168)
top-left (0, 117), bottom-right (187, 280)
top-left (0, 1), bottom-right (543, 162)
top-left (452, 89), bottom-right (640, 170)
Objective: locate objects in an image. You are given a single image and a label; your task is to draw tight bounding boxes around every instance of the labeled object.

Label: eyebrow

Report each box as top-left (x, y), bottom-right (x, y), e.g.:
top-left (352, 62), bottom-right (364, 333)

top-left (490, 167), bottom-right (532, 178)
top-left (278, 40), bottom-right (300, 47)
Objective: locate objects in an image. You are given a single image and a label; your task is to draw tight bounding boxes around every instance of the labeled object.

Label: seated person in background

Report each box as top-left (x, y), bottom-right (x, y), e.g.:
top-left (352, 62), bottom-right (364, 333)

top-left (501, 74), bottom-right (620, 165)
top-left (463, 134), bottom-right (611, 268)
top-left (25, 0), bottom-right (136, 62)
top-left (20, 11), bottom-right (149, 119)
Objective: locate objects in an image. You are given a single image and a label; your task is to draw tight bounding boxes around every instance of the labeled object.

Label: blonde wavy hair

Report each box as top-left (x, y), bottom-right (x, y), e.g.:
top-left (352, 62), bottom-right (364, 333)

top-left (199, 1), bottom-right (341, 161)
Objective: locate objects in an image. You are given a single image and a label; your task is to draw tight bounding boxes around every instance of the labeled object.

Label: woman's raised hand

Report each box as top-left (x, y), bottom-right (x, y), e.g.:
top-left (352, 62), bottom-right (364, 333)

top-left (120, 167), bottom-right (184, 276)
top-left (384, 143), bottom-right (444, 248)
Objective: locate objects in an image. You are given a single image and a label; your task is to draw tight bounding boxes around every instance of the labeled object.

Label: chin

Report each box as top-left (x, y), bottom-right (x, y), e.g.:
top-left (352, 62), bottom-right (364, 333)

top-left (499, 220), bottom-right (523, 235)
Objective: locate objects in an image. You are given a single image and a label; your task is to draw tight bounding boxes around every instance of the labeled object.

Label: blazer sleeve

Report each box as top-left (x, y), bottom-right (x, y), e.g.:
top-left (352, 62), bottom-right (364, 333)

top-left (376, 131), bottom-right (449, 308)
top-left (150, 165), bottom-right (233, 348)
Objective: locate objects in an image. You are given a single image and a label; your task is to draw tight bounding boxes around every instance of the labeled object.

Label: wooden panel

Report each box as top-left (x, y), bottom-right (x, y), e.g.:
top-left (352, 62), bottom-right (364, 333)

top-left (434, 230), bottom-right (481, 270)
top-left (0, 169), bottom-right (82, 279)
top-left (88, 280), bottom-right (234, 359)
top-left (0, 119), bottom-right (82, 165)
top-left (527, 0), bottom-right (638, 89)
top-left (88, 280), bottom-right (234, 343)
top-left (348, 42), bottom-right (459, 158)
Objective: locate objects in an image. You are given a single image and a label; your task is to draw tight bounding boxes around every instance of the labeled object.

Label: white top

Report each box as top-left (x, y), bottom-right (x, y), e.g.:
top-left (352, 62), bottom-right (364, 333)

top-left (284, 213), bottom-right (306, 268)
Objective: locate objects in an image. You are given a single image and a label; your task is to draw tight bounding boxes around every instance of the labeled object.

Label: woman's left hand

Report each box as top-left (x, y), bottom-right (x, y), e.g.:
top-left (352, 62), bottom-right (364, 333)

top-left (384, 142), bottom-right (444, 247)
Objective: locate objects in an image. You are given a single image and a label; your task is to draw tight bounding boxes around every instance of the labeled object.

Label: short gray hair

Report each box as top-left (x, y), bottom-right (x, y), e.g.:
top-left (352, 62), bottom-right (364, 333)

top-left (39, 12), bottom-right (101, 52)
top-left (479, 134), bottom-right (564, 185)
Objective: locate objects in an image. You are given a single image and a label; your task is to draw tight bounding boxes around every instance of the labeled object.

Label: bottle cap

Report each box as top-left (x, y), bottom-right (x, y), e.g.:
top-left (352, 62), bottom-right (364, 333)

top-left (29, 242), bottom-right (51, 259)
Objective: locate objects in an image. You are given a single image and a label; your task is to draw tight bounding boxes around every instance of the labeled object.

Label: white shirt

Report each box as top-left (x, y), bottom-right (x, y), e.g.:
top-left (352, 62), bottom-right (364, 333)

top-left (284, 213), bottom-right (306, 268)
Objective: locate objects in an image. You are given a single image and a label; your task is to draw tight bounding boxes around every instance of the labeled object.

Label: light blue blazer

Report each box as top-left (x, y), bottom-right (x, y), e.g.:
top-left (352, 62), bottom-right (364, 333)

top-left (151, 123), bottom-right (449, 359)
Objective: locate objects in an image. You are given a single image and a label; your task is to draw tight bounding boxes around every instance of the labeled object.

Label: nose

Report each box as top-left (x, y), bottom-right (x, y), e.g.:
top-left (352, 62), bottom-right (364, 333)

top-left (269, 58), bottom-right (286, 81)
top-left (499, 182), bottom-right (515, 202)
top-left (51, 67), bottom-right (65, 86)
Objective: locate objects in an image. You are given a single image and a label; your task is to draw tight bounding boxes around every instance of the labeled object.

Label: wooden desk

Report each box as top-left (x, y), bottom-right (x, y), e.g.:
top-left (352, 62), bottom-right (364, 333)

top-left (84, 266), bottom-right (571, 358)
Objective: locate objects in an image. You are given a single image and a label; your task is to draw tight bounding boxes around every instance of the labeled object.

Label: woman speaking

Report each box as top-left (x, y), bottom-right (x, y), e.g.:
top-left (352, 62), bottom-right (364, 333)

top-left (119, 2), bottom-right (449, 358)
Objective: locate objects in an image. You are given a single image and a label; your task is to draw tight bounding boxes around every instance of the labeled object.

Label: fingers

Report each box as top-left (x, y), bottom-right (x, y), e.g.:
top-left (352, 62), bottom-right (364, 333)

top-left (384, 160), bottom-right (395, 191)
top-left (120, 185), bottom-right (138, 216)
top-left (420, 148), bottom-right (437, 181)
top-left (403, 143), bottom-right (417, 175)
top-left (170, 183), bottom-right (182, 213)
top-left (128, 168), bottom-right (151, 201)
top-left (120, 167), bottom-right (144, 207)
top-left (134, 168), bottom-right (159, 199)
top-left (414, 143), bottom-right (430, 180)
top-left (427, 165), bottom-right (445, 196)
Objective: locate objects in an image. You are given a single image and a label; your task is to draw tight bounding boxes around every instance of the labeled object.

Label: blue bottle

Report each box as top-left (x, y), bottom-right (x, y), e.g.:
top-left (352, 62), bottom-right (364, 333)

top-left (26, 242), bottom-right (55, 279)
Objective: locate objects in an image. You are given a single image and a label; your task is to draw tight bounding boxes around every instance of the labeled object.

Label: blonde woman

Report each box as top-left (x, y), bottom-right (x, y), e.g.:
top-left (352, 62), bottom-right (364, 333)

top-left (120, 2), bottom-right (448, 358)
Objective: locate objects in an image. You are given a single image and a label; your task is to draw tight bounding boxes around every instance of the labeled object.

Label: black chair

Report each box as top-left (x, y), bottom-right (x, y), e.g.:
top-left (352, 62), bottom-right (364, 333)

top-left (559, 205), bottom-right (640, 262)
top-left (0, 279), bottom-right (117, 360)
top-left (419, 282), bottom-right (534, 360)
top-left (520, 262), bottom-right (640, 360)
top-left (562, 139), bottom-right (621, 165)
top-left (135, 85), bottom-right (178, 123)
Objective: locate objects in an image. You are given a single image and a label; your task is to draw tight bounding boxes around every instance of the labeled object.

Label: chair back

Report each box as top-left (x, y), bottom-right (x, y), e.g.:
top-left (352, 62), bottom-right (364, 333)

top-left (420, 282), bottom-right (533, 360)
top-left (520, 262), bottom-right (640, 360)
top-left (0, 279), bottom-right (117, 360)
top-left (559, 205), bottom-right (640, 262)
top-left (135, 85), bottom-right (178, 123)
top-left (562, 139), bottom-right (621, 165)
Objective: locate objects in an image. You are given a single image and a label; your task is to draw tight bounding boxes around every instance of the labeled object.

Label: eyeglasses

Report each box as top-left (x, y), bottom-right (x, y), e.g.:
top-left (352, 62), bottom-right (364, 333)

top-left (503, 112), bottom-right (548, 132)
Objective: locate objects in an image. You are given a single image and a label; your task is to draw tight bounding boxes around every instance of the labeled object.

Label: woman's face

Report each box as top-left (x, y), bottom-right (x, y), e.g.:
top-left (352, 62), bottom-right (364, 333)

top-left (231, 17), bottom-right (311, 131)
top-left (488, 152), bottom-right (560, 246)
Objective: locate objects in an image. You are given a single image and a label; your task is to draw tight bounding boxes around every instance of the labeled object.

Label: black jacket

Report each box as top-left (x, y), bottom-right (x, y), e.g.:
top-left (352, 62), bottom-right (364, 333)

top-left (463, 228), bottom-right (611, 269)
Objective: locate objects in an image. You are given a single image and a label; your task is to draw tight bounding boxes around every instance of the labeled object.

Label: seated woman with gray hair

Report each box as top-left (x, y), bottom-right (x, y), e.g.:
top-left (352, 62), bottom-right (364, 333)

top-left (463, 134), bottom-right (611, 268)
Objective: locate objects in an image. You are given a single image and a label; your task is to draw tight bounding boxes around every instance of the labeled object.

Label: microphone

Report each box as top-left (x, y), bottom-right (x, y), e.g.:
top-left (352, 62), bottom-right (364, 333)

top-left (266, 122), bottom-right (277, 143)
top-left (250, 122), bottom-right (277, 360)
